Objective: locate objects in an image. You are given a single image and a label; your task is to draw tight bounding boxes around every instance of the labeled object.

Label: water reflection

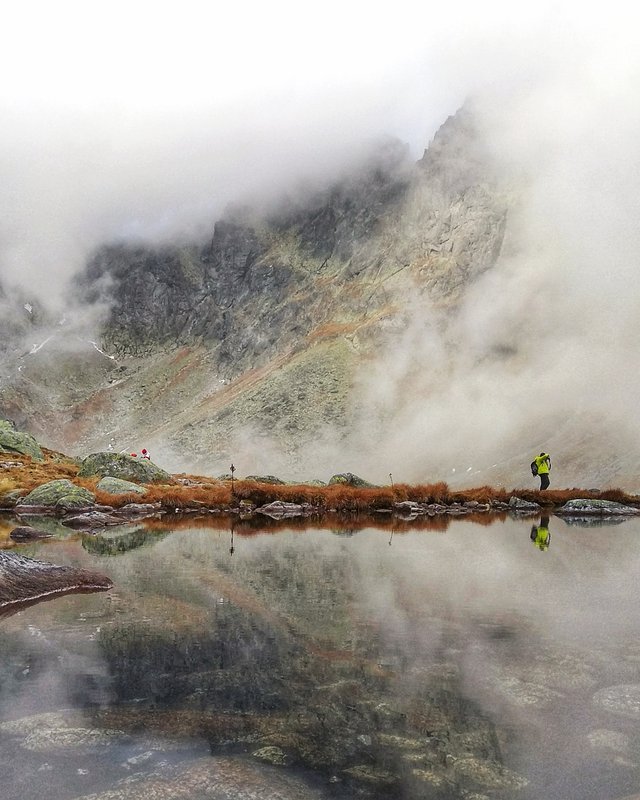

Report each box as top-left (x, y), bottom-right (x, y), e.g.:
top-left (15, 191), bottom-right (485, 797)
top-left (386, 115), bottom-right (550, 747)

top-left (530, 515), bottom-right (552, 551)
top-left (1, 514), bottom-right (640, 799)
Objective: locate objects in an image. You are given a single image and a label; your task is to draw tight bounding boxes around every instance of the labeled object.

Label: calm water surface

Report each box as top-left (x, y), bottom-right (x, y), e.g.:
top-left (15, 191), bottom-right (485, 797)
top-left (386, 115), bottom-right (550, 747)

top-left (1, 513), bottom-right (640, 800)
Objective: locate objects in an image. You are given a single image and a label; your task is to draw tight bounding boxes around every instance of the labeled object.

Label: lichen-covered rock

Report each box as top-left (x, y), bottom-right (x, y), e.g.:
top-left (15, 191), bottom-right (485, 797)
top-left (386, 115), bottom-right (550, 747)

top-left (78, 452), bottom-right (172, 484)
top-left (16, 479), bottom-right (95, 509)
top-left (0, 419), bottom-right (43, 461)
top-left (556, 499), bottom-right (640, 515)
top-left (244, 475), bottom-right (286, 485)
top-left (97, 476), bottom-right (147, 495)
top-left (328, 472), bottom-right (375, 488)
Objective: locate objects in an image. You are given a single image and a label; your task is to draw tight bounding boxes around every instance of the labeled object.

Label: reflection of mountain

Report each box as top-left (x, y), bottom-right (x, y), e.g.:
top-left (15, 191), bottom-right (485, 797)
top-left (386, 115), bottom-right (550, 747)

top-left (90, 529), bottom-right (520, 798)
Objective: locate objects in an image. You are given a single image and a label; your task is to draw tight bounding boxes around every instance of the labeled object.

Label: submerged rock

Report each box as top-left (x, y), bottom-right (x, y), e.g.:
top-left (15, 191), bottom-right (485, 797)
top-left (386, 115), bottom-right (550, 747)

top-left (0, 419), bottom-right (43, 461)
top-left (64, 755), bottom-right (324, 799)
top-left (0, 551), bottom-right (112, 615)
top-left (16, 479), bottom-right (95, 511)
top-left (78, 452), bottom-right (172, 484)
top-left (593, 684), bottom-right (640, 718)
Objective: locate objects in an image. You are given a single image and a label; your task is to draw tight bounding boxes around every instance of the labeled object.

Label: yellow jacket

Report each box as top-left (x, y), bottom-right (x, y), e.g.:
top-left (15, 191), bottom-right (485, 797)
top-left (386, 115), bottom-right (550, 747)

top-left (534, 453), bottom-right (551, 474)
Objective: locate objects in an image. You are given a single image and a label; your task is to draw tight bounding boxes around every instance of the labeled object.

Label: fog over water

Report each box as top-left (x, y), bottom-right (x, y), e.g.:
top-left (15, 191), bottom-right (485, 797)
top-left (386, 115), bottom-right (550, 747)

top-left (2, 515), bottom-right (640, 798)
top-left (1, 2), bottom-right (640, 484)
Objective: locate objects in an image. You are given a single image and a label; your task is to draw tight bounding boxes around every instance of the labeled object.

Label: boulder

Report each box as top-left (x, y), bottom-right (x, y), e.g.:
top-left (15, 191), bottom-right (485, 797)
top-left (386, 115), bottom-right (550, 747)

top-left (16, 479), bottom-right (95, 510)
top-left (244, 475), bottom-right (286, 485)
top-left (255, 501), bottom-right (311, 518)
top-left (507, 496), bottom-right (541, 513)
top-left (96, 476), bottom-right (147, 495)
top-left (556, 499), bottom-right (640, 515)
top-left (328, 472), bottom-right (375, 488)
top-left (0, 419), bottom-right (43, 461)
top-left (78, 452), bottom-right (172, 484)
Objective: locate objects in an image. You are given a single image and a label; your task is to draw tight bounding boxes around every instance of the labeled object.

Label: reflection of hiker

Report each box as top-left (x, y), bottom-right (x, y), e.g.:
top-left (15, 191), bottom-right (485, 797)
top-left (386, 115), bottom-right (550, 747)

top-left (531, 452), bottom-right (551, 490)
top-left (530, 515), bottom-right (551, 551)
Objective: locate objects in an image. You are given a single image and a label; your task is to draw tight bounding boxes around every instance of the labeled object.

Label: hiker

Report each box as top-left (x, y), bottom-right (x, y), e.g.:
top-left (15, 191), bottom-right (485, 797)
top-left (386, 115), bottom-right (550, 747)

top-left (141, 448), bottom-right (151, 460)
top-left (530, 515), bottom-right (551, 551)
top-left (532, 452), bottom-right (551, 490)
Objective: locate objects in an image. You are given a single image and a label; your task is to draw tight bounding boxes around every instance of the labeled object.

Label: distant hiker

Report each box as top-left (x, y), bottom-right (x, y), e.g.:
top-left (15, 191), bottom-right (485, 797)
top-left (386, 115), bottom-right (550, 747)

top-left (530, 515), bottom-right (551, 551)
top-left (531, 452), bottom-right (551, 490)
top-left (141, 448), bottom-right (150, 460)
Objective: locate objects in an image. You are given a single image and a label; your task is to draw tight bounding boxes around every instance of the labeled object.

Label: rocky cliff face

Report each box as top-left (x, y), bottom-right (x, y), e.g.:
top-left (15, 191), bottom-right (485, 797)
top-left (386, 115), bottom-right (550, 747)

top-left (0, 106), bottom-right (518, 480)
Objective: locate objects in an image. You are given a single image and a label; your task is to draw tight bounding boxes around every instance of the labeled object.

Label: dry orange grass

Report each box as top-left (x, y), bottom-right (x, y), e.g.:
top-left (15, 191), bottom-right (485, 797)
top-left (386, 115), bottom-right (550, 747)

top-left (2, 451), bottom-right (639, 514)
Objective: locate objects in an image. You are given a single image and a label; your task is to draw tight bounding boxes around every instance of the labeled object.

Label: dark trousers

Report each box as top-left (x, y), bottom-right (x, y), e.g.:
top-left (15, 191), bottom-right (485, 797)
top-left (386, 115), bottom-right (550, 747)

top-left (539, 473), bottom-right (550, 490)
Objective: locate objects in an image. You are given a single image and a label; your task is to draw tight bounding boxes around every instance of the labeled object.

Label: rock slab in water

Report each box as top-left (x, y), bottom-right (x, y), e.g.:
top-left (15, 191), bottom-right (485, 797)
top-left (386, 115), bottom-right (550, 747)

top-left (0, 551), bottom-right (112, 614)
top-left (78, 452), bottom-right (172, 484)
top-left (9, 525), bottom-right (53, 541)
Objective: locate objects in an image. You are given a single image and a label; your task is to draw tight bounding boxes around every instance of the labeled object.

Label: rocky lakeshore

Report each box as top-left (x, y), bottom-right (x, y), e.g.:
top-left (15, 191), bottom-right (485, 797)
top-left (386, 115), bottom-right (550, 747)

top-left (1, 419), bottom-right (639, 536)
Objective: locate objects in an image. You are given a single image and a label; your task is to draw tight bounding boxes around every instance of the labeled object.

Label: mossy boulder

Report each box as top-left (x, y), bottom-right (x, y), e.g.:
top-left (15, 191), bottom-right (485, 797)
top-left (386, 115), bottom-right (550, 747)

top-left (17, 479), bottom-right (95, 510)
top-left (78, 453), bottom-right (172, 484)
top-left (96, 477), bottom-right (147, 496)
top-left (0, 420), bottom-right (43, 461)
top-left (244, 475), bottom-right (286, 485)
top-left (328, 472), bottom-right (375, 488)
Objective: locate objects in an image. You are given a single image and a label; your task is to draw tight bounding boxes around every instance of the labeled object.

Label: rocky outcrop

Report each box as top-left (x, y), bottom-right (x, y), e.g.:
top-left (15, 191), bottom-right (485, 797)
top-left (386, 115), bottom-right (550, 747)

top-left (78, 452), bottom-right (172, 483)
top-left (0, 551), bottom-right (112, 616)
top-left (0, 419), bottom-right (43, 461)
top-left (16, 479), bottom-right (95, 511)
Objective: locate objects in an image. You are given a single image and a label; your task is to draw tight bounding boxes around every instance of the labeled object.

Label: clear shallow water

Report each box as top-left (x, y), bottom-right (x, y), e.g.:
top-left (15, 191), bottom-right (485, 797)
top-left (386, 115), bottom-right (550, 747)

top-left (1, 513), bottom-right (640, 799)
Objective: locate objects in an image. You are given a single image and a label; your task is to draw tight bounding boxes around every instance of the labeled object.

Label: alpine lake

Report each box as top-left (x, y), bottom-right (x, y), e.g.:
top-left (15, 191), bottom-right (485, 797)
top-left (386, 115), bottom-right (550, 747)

top-left (2, 510), bottom-right (640, 800)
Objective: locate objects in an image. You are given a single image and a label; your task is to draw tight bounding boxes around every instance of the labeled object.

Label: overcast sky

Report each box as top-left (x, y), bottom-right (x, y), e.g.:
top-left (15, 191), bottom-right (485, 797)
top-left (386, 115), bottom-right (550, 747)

top-left (1, 0), bottom-right (635, 304)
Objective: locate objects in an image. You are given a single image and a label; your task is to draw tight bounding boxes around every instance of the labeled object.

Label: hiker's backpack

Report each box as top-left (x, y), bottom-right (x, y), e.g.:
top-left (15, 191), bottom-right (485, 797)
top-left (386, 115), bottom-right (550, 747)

top-left (530, 460), bottom-right (538, 476)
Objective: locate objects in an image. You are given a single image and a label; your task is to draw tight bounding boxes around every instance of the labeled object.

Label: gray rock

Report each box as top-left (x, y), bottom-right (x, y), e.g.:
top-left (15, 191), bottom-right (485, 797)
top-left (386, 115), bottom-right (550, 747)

top-left (508, 496), bottom-right (541, 512)
top-left (97, 476), bottom-right (148, 495)
top-left (255, 501), bottom-right (311, 519)
top-left (244, 475), bottom-right (286, 485)
top-left (556, 499), bottom-right (640, 515)
top-left (328, 473), bottom-right (375, 488)
top-left (78, 452), bottom-right (172, 484)
top-left (0, 419), bottom-right (43, 461)
top-left (16, 479), bottom-right (95, 510)
top-left (0, 551), bottom-right (112, 614)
